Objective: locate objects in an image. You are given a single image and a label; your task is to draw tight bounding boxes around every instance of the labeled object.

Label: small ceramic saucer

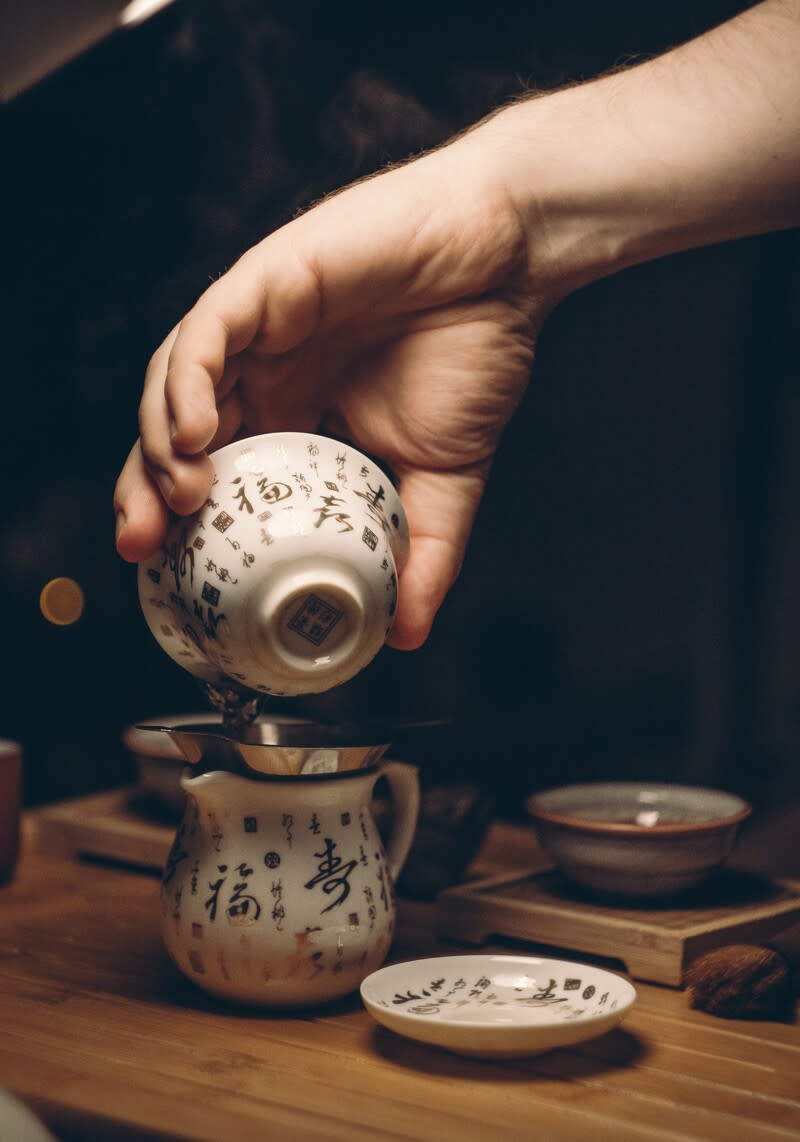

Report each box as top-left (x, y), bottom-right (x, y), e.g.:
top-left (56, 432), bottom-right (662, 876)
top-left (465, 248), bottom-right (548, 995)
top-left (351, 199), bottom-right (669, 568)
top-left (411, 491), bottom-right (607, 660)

top-left (360, 954), bottom-right (636, 1059)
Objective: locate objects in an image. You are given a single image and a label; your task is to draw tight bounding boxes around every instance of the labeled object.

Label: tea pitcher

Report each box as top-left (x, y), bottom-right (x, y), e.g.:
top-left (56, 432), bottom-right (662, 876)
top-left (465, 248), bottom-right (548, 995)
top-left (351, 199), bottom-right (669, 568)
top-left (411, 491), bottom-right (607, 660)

top-left (161, 761), bottom-right (419, 1007)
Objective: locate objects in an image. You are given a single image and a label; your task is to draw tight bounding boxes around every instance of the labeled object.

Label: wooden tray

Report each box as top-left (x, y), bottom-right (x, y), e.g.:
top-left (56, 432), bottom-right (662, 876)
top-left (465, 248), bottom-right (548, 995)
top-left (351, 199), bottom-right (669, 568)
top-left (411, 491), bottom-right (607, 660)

top-left (31, 786), bottom-right (174, 870)
top-left (437, 866), bottom-right (800, 987)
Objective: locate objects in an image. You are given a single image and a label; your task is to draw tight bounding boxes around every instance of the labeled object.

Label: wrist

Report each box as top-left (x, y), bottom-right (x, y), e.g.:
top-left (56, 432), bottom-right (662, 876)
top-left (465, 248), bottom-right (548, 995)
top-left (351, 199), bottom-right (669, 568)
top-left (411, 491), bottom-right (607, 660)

top-left (459, 0), bottom-right (800, 299)
top-left (463, 86), bottom-right (647, 296)
top-left (464, 72), bottom-right (724, 298)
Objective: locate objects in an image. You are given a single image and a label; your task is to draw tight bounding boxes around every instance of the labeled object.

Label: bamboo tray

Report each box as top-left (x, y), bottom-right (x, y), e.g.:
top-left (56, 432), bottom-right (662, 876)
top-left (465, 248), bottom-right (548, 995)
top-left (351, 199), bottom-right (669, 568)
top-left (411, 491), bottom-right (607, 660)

top-left (437, 866), bottom-right (800, 987)
top-left (31, 786), bottom-right (174, 870)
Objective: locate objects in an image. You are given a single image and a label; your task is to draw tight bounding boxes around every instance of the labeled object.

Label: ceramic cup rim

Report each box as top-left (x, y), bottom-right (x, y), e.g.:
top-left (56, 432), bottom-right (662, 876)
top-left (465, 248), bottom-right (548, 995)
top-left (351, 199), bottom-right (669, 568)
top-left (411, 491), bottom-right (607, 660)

top-left (526, 782), bottom-right (752, 838)
top-left (210, 430), bottom-right (399, 491)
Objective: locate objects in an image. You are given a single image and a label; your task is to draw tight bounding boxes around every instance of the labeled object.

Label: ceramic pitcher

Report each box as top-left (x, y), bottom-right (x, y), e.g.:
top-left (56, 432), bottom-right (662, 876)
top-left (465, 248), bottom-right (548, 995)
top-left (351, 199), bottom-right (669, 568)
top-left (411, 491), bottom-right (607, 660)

top-left (160, 762), bottom-right (419, 1007)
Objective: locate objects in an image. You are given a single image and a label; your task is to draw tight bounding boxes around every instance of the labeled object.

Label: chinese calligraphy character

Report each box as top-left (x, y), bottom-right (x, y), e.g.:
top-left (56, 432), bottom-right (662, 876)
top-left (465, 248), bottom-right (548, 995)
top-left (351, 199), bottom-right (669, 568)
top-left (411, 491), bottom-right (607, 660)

top-left (292, 472), bottom-right (313, 500)
top-left (257, 477), bottom-right (292, 504)
top-left (226, 863), bottom-right (262, 924)
top-left (270, 880), bottom-right (285, 930)
top-left (163, 529), bottom-right (195, 592)
top-left (304, 838), bottom-right (357, 912)
top-left (313, 494), bottom-right (353, 533)
top-left (282, 813), bottom-right (294, 847)
top-left (204, 865), bottom-right (228, 921)
top-left (192, 600), bottom-right (228, 641)
top-left (205, 558), bottom-right (238, 584)
top-left (232, 478), bottom-right (254, 514)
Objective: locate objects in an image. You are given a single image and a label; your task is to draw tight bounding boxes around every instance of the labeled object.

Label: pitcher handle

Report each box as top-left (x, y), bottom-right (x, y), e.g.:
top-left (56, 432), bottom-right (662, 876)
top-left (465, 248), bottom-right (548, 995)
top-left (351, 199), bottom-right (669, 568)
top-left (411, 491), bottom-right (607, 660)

top-left (379, 761), bottom-right (420, 882)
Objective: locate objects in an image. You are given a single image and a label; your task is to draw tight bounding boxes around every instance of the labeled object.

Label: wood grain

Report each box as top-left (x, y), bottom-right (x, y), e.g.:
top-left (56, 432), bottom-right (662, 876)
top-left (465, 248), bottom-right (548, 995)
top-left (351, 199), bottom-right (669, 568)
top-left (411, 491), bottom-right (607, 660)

top-left (31, 786), bottom-right (175, 868)
top-left (0, 812), bottom-right (797, 1141)
top-left (438, 868), bottom-right (800, 986)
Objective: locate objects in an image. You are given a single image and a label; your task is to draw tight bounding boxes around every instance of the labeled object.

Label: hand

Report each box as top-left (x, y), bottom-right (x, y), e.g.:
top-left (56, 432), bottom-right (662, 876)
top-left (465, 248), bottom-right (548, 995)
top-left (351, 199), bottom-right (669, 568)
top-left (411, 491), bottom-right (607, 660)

top-left (115, 0), bottom-right (800, 652)
top-left (114, 138), bottom-right (549, 650)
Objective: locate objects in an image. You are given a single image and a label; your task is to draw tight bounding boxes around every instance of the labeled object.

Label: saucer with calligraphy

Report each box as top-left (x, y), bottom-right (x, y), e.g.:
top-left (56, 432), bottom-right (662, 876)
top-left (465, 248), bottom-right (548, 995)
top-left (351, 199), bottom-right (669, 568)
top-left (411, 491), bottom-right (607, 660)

top-left (360, 954), bottom-right (636, 1059)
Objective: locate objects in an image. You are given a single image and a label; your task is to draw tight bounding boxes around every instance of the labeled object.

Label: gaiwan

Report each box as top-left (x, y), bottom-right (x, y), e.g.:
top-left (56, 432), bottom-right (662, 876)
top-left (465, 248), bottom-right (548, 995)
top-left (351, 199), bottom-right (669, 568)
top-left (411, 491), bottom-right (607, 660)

top-left (138, 431), bottom-right (409, 698)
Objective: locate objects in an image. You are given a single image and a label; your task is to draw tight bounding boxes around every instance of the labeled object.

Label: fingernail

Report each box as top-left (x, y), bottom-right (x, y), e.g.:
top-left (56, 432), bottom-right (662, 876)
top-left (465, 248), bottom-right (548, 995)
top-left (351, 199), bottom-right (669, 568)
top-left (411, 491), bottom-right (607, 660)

top-left (115, 510), bottom-right (126, 543)
top-left (168, 417), bottom-right (178, 443)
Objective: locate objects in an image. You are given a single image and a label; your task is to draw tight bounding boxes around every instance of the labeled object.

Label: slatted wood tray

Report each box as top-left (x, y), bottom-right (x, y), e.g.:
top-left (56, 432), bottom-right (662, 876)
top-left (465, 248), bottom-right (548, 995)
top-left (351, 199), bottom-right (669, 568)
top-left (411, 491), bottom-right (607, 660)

top-left (438, 866), bottom-right (800, 987)
top-left (31, 786), bottom-right (174, 869)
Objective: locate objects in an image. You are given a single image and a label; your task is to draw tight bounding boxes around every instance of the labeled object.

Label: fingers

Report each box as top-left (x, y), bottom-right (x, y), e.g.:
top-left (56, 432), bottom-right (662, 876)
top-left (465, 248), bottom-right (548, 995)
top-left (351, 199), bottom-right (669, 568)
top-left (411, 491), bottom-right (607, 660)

top-left (134, 153), bottom-right (478, 526)
top-left (208, 389), bottom-right (244, 452)
top-left (114, 441), bottom-right (171, 561)
top-left (164, 241), bottom-right (323, 447)
top-left (164, 308), bottom-right (240, 455)
top-left (135, 242), bottom-right (322, 511)
top-left (125, 146), bottom-right (505, 581)
top-left (386, 465), bottom-right (488, 650)
top-left (138, 333), bottom-right (216, 514)
top-left (116, 386), bottom-right (241, 563)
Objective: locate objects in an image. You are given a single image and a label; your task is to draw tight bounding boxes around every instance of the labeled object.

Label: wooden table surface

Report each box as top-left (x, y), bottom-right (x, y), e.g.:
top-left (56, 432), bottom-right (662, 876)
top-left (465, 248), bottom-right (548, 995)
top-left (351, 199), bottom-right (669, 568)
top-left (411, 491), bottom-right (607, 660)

top-left (1, 814), bottom-right (798, 1142)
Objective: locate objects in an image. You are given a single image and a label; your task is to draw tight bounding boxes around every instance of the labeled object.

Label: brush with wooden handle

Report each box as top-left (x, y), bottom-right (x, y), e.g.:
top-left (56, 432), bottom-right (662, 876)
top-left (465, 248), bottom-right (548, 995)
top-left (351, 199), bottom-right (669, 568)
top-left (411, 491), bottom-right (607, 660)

top-left (686, 929), bottom-right (800, 1019)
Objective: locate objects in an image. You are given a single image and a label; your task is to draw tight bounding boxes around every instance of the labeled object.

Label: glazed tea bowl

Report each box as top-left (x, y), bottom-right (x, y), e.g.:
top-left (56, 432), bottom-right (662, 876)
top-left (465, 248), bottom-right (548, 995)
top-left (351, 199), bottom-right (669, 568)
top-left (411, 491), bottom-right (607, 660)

top-left (526, 782), bottom-right (752, 898)
top-left (138, 432), bottom-right (409, 698)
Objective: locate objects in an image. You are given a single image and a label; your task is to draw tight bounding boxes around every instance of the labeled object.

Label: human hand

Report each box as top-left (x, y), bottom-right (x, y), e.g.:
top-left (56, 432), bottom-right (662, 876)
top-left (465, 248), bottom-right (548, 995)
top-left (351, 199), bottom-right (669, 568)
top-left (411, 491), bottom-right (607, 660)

top-left (114, 137), bottom-right (549, 650)
top-left (115, 0), bottom-right (800, 651)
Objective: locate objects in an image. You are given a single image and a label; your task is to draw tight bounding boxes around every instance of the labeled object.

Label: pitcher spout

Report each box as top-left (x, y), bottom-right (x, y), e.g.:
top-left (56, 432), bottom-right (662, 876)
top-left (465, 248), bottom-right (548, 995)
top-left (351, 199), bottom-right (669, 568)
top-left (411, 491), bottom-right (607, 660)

top-left (180, 768), bottom-right (248, 814)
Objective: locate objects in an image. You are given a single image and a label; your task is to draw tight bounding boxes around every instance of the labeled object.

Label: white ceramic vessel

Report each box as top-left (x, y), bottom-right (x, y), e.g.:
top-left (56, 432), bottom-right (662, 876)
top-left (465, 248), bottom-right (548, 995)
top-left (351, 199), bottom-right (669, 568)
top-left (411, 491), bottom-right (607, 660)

top-left (160, 761), bottom-right (419, 1007)
top-left (138, 432), bottom-right (410, 697)
top-left (526, 782), bottom-right (752, 897)
top-left (361, 954), bottom-right (637, 1058)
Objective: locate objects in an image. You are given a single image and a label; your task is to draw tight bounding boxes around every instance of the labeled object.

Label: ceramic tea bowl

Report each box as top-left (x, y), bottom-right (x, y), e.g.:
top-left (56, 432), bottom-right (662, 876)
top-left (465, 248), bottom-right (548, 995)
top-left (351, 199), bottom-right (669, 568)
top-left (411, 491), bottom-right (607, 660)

top-left (526, 782), bottom-right (752, 898)
top-left (138, 432), bottom-right (409, 697)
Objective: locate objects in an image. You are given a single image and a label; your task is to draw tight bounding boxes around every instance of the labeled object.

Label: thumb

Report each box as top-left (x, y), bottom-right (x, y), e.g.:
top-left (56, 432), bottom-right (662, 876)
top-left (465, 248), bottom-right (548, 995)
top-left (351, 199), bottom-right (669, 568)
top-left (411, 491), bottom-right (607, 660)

top-left (387, 464), bottom-right (488, 650)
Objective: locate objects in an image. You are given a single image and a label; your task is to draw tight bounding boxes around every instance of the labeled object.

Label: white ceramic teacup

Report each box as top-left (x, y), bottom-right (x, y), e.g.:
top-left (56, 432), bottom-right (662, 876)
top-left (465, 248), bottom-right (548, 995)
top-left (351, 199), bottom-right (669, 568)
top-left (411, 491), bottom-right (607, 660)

top-left (138, 433), bottom-right (409, 697)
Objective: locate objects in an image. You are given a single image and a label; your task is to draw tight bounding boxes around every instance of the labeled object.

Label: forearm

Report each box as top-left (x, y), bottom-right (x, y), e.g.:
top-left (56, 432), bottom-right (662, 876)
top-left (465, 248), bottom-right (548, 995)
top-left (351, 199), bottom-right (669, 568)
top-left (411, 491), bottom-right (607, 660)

top-left (467, 0), bottom-right (800, 292)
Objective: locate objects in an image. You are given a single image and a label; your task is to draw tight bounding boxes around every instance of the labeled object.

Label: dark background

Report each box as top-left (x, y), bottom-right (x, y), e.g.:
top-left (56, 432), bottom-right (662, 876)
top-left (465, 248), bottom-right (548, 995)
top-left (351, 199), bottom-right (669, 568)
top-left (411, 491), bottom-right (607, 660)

top-left (4, 0), bottom-right (799, 863)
